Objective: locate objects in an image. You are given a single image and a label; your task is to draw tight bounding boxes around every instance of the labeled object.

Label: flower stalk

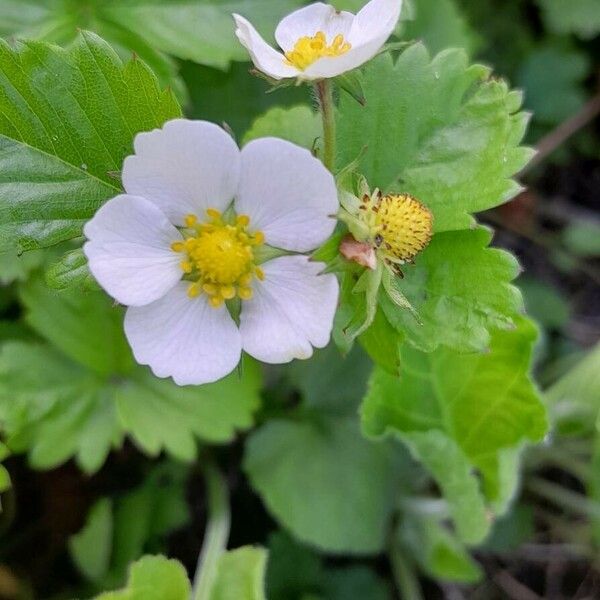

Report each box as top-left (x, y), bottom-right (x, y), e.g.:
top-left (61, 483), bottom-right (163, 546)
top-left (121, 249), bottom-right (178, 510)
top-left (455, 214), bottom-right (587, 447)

top-left (192, 461), bottom-right (231, 600)
top-left (315, 79), bottom-right (336, 172)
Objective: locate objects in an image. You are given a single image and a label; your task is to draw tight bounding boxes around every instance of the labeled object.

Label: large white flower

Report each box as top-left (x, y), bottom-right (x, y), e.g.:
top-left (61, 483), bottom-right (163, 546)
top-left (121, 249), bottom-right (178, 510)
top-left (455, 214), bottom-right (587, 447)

top-left (233, 0), bottom-right (402, 81)
top-left (84, 119), bottom-right (339, 385)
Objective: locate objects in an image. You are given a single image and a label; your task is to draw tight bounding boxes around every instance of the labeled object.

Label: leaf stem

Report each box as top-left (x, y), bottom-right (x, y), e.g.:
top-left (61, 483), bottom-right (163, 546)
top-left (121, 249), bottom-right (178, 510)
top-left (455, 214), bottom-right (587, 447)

top-left (315, 79), bottom-right (336, 172)
top-left (192, 460), bottom-right (231, 600)
top-left (389, 539), bottom-right (424, 600)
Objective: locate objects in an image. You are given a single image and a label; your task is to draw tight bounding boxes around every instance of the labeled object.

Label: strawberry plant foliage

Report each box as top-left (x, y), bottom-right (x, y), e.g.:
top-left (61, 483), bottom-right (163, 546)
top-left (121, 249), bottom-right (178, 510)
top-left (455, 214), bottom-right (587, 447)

top-left (0, 276), bottom-right (262, 473)
top-left (362, 317), bottom-right (547, 542)
top-left (337, 45), bottom-right (532, 232)
top-left (0, 31), bottom-right (180, 254)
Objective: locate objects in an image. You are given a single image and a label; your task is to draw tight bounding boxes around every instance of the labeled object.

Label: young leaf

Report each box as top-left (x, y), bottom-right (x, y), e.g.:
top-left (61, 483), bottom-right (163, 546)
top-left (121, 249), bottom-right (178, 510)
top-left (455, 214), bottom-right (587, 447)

top-left (0, 31), bottom-right (180, 254)
top-left (211, 546), bottom-right (268, 600)
top-left (337, 46), bottom-right (533, 232)
top-left (244, 416), bottom-right (403, 554)
top-left (362, 317), bottom-right (547, 541)
top-left (243, 106), bottom-right (322, 149)
top-left (0, 277), bottom-right (262, 471)
top-left (94, 555), bottom-right (191, 600)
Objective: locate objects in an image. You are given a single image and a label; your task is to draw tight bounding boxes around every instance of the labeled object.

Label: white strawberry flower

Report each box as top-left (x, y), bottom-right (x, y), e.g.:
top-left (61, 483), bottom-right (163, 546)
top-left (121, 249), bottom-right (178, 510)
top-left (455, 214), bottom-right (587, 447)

top-left (233, 0), bottom-right (402, 81)
top-left (84, 119), bottom-right (339, 386)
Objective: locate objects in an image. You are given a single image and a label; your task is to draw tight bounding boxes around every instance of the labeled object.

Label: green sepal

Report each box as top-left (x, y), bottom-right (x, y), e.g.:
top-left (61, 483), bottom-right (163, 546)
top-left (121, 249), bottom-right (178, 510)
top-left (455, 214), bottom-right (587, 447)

top-left (335, 72), bottom-right (366, 105)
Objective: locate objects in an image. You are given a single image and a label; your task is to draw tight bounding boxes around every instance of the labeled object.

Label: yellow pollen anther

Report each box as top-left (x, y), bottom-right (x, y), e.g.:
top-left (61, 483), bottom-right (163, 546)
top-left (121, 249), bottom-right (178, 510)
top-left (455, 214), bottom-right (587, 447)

top-left (284, 30), bottom-right (351, 70)
top-left (236, 214), bottom-right (250, 227)
top-left (184, 214), bottom-right (198, 228)
top-left (172, 208), bottom-right (265, 307)
top-left (238, 287), bottom-right (253, 300)
top-left (206, 208), bottom-right (222, 221)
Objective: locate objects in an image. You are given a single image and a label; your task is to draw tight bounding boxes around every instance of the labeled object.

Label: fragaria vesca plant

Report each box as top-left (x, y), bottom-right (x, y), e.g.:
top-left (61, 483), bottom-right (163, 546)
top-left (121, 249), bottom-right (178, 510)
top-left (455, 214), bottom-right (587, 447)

top-left (10, 0), bottom-right (600, 597)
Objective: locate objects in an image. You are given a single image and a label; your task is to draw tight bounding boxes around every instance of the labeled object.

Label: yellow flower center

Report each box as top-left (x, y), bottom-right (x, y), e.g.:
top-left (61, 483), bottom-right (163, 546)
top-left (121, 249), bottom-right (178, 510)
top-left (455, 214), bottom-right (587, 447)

top-left (360, 192), bottom-right (433, 265)
top-left (284, 31), bottom-right (351, 70)
top-left (171, 209), bottom-right (265, 308)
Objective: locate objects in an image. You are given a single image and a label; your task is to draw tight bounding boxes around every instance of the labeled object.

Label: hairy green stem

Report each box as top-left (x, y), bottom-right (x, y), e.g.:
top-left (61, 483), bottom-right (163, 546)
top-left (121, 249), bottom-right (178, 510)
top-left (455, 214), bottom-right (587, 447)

top-left (389, 540), bottom-right (424, 600)
top-left (192, 461), bottom-right (231, 600)
top-left (315, 79), bottom-right (336, 172)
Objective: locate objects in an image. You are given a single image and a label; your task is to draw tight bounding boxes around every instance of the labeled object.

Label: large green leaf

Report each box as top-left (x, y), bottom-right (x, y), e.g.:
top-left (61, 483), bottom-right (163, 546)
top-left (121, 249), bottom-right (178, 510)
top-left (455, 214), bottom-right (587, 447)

top-left (0, 278), bottom-right (262, 472)
top-left (0, 31), bottom-right (180, 254)
top-left (381, 227), bottom-right (523, 353)
top-left (0, 0), bottom-right (305, 77)
top-left (337, 46), bottom-right (532, 232)
top-left (94, 555), bottom-right (191, 600)
top-left (0, 341), bottom-right (123, 472)
top-left (362, 317), bottom-right (546, 541)
top-left (244, 416), bottom-right (402, 554)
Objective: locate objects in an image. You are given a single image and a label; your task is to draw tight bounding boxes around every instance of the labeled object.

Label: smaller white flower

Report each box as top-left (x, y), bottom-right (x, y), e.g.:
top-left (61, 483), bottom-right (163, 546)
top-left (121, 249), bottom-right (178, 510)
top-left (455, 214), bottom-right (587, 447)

top-left (84, 119), bottom-right (339, 386)
top-left (233, 0), bottom-right (402, 81)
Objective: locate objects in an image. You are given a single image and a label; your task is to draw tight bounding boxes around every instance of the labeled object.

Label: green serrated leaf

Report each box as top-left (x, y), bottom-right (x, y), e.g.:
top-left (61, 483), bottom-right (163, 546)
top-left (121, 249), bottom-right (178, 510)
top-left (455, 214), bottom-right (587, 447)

top-left (243, 105), bottom-right (322, 149)
top-left (0, 341), bottom-right (123, 473)
top-left (1, 275), bottom-right (262, 471)
top-left (0, 31), bottom-right (180, 255)
top-left (337, 46), bottom-right (532, 232)
top-left (211, 546), bottom-right (268, 600)
top-left (115, 357), bottom-right (262, 460)
top-left (20, 276), bottom-right (133, 376)
top-left (244, 416), bottom-right (402, 554)
top-left (361, 317), bottom-right (546, 541)
top-left (380, 227), bottom-right (523, 353)
top-left (94, 555), bottom-right (191, 600)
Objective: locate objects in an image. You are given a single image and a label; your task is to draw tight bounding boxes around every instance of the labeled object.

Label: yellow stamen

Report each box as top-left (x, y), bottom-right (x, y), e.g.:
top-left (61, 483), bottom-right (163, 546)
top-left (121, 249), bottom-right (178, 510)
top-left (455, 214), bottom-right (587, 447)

top-left (172, 209), bottom-right (265, 308)
top-left (184, 214), bottom-right (198, 228)
top-left (284, 30), bottom-right (351, 70)
top-left (238, 287), bottom-right (253, 300)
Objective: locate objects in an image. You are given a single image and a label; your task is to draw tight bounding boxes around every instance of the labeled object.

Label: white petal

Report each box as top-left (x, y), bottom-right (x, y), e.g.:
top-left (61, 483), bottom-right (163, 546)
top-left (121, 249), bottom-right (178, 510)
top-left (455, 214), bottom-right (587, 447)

top-left (236, 138), bottom-right (337, 252)
top-left (233, 14), bottom-right (300, 80)
top-left (122, 119), bottom-right (241, 226)
top-left (124, 283), bottom-right (242, 386)
top-left (301, 0), bottom-right (402, 79)
top-left (351, 0), bottom-right (402, 44)
top-left (83, 195), bottom-right (182, 307)
top-left (275, 3), bottom-right (354, 51)
top-left (240, 256), bottom-right (338, 364)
